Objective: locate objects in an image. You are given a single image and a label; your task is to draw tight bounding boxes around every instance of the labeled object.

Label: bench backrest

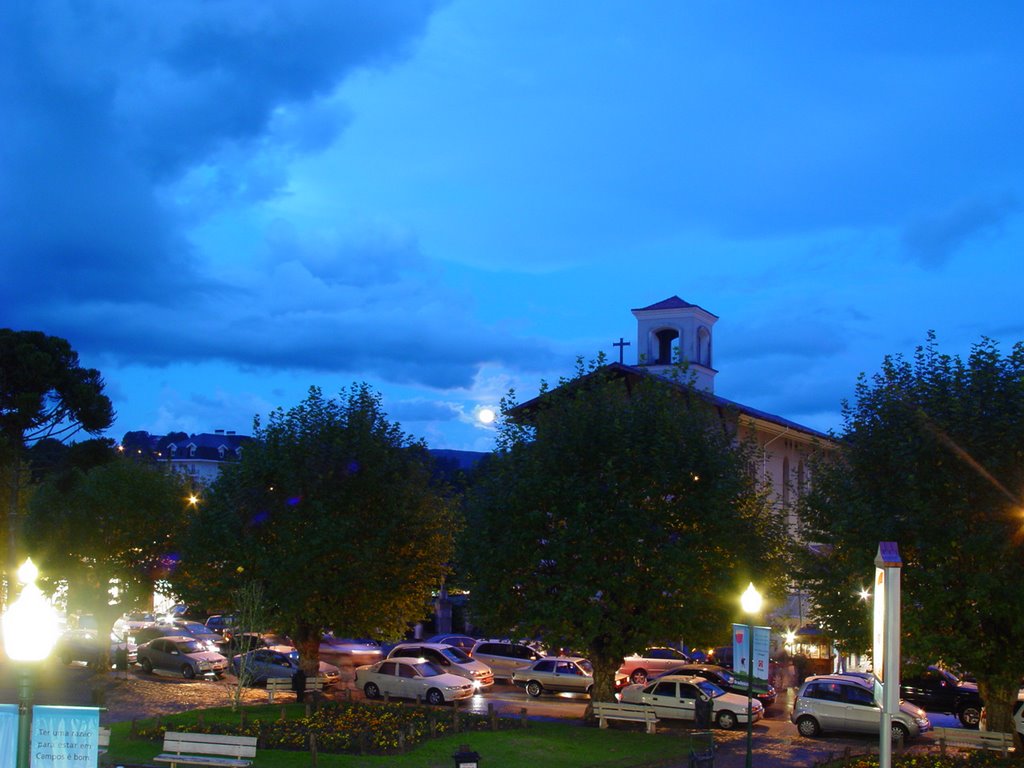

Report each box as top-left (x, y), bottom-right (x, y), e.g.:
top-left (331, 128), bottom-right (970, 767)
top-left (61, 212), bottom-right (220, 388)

top-left (267, 676), bottom-right (325, 690)
top-left (162, 731), bottom-right (258, 759)
top-left (98, 727), bottom-right (110, 750)
top-left (593, 702), bottom-right (656, 718)
top-left (934, 727), bottom-right (1014, 751)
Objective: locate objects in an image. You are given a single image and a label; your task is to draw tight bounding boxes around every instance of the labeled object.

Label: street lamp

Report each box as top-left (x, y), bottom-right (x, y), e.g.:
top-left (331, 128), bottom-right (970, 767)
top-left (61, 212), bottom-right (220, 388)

top-left (741, 582), bottom-right (762, 768)
top-left (3, 558), bottom-right (60, 768)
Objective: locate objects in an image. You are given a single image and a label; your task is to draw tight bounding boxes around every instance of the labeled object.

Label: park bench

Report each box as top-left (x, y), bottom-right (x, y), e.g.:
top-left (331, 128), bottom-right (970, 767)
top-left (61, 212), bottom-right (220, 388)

top-left (266, 675), bottom-right (326, 702)
top-left (98, 726), bottom-right (110, 756)
top-left (592, 701), bottom-right (659, 734)
top-left (933, 726), bottom-right (1015, 755)
top-left (153, 731), bottom-right (257, 768)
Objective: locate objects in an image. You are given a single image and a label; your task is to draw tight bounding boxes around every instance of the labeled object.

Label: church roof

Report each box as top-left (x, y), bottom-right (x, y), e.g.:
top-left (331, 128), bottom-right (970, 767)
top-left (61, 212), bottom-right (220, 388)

top-left (632, 295), bottom-right (719, 318)
top-left (510, 362), bottom-right (831, 442)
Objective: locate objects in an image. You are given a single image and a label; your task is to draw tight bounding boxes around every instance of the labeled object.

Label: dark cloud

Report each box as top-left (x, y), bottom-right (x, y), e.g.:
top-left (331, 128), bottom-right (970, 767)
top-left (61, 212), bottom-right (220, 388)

top-left (902, 195), bottom-right (1018, 268)
top-left (0, 0), bottom-right (441, 319)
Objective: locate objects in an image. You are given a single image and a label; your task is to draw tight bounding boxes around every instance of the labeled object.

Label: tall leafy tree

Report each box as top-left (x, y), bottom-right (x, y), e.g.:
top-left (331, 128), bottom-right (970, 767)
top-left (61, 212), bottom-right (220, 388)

top-left (25, 452), bottom-right (191, 667)
top-left (0, 330), bottom-right (113, 594)
top-left (795, 334), bottom-right (1024, 735)
top-left (173, 385), bottom-right (457, 676)
top-left (463, 358), bottom-right (788, 703)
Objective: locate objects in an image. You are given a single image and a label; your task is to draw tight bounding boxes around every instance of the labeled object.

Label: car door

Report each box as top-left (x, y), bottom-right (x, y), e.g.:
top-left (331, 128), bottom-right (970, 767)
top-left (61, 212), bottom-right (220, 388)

top-left (642, 680), bottom-right (691, 720)
top-left (902, 669), bottom-right (945, 711)
top-left (551, 661), bottom-right (588, 693)
top-left (841, 681), bottom-right (881, 734)
top-left (396, 662), bottom-right (420, 699)
top-left (375, 661), bottom-right (403, 698)
top-left (803, 681), bottom-right (848, 731)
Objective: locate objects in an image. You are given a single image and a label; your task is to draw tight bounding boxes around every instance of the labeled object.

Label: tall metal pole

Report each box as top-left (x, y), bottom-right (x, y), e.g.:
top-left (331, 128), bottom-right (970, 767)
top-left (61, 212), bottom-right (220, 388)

top-left (15, 666), bottom-right (32, 768)
top-left (745, 629), bottom-right (754, 768)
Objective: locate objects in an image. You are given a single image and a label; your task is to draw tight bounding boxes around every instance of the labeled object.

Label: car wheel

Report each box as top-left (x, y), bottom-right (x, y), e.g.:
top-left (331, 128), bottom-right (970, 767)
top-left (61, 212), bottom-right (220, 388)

top-left (630, 669), bottom-right (648, 684)
top-left (959, 705), bottom-right (982, 729)
top-left (182, 665), bottom-right (196, 679)
top-left (716, 710), bottom-right (737, 730)
top-left (364, 682), bottom-right (380, 700)
top-left (426, 688), bottom-right (445, 706)
top-left (891, 723), bottom-right (909, 743)
top-left (796, 716), bottom-right (820, 738)
top-left (141, 658), bottom-right (153, 674)
top-left (526, 680), bottom-right (543, 697)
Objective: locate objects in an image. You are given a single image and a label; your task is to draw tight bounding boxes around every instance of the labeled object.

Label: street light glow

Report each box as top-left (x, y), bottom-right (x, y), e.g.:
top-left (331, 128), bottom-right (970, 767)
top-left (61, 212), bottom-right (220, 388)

top-left (741, 582), bottom-right (762, 614)
top-left (3, 558), bottom-right (59, 661)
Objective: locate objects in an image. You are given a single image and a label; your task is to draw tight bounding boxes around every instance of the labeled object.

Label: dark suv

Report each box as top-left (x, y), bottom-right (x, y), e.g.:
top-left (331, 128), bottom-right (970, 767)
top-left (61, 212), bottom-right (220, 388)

top-left (900, 665), bottom-right (983, 728)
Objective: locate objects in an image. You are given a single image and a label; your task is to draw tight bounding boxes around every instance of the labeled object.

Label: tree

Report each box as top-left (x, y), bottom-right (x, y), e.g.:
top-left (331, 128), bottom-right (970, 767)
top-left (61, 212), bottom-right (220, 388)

top-left (462, 358), bottom-right (788, 703)
top-left (0, 330), bottom-right (113, 596)
top-left (25, 452), bottom-right (191, 668)
top-left (794, 334), bottom-right (1024, 736)
top-left (173, 385), bottom-right (457, 678)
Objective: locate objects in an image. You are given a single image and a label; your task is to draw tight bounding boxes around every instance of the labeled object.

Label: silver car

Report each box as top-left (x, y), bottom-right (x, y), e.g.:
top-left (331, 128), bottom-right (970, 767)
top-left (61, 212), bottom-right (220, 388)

top-left (791, 674), bottom-right (931, 741)
top-left (137, 635), bottom-right (229, 679)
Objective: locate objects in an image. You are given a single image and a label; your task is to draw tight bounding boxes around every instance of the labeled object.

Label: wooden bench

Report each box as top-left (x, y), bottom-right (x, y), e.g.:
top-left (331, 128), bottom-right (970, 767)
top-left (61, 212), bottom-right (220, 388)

top-left (98, 726), bottom-right (110, 756)
top-left (592, 701), bottom-right (659, 734)
top-left (266, 675), bottom-right (326, 703)
top-left (933, 726), bottom-right (1015, 754)
top-left (153, 731), bottom-right (257, 768)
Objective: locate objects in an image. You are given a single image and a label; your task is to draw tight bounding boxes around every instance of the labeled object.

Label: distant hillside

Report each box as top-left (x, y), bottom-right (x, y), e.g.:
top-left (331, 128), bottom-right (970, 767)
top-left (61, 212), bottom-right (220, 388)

top-left (428, 449), bottom-right (488, 471)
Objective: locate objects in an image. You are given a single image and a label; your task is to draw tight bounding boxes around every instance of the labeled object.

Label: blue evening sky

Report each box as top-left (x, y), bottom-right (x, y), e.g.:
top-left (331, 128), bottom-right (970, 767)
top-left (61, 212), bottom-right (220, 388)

top-left (3, 2), bottom-right (1022, 450)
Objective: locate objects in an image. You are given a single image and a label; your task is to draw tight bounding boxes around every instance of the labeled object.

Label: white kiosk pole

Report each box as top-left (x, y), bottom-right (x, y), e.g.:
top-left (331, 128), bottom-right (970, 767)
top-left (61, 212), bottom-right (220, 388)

top-left (873, 542), bottom-right (902, 768)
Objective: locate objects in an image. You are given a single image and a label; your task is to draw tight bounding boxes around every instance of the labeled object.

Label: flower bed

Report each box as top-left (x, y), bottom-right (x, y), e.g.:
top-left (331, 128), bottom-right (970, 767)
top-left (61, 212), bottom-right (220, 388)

top-left (133, 700), bottom-right (502, 755)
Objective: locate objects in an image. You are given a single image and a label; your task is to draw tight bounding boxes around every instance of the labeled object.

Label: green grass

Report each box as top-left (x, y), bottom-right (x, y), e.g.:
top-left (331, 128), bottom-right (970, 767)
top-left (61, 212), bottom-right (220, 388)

top-left (105, 704), bottom-right (693, 767)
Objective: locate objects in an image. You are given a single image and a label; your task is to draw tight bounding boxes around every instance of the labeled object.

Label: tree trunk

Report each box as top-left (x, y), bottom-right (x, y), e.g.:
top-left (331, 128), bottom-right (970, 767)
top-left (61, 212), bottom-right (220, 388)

top-left (978, 674), bottom-right (1020, 745)
top-left (293, 620), bottom-right (322, 678)
top-left (588, 654), bottom-right (622, 720)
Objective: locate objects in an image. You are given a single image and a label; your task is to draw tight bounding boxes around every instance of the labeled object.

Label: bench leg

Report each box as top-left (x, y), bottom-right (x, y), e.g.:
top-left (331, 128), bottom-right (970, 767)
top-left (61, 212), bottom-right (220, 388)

top-left (598, 715), bottom-right (608, 729)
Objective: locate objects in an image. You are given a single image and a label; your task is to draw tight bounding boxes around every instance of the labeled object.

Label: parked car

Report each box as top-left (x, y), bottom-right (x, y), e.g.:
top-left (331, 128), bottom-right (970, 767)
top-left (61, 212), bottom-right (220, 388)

top-left (112, 612), bottom-right (156, 637)
top-left (655, 663), bottom-right (778, 707)
top-left (137, 635), bottom-right (228, 679)
top-left (792, 674), bottom-right (931, 741)
top-left (900, 665), bottom-right (983, 728)
top-left (620, 674), bottom-right (761, 729)
top-left (356, 657), bottom-right (476, 705)
top-left (55, 628), bottom-right (137, 667)
top-left (470, 640), bottom-right (543, 680)
top-left (231, 648), bottom-right (341, 686)
top-left (511, 656), bottom-right (626, 697)
top-left (131, 624), bottom-right (187, 646)
top-left (159, 619), bottom-right (224, 653)
top-left (387, 643), bottom-right (494, 689)
top-left (426, 634), bottom-right (478, 653)
top-left (618, 647), bottom-right (693, 684)
top-left (204, 614), bottom-right (238, 636)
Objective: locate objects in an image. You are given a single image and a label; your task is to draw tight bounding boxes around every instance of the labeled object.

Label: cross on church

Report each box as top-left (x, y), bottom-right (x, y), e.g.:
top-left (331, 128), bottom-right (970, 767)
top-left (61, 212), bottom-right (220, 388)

top-left (613, 337), bottom-right (631, 364)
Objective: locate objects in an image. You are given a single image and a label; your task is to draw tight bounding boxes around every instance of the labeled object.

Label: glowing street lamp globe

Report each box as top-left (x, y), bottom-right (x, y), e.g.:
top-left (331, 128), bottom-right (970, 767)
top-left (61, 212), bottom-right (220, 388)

top-left (3, 558), bottom-right (59, 662)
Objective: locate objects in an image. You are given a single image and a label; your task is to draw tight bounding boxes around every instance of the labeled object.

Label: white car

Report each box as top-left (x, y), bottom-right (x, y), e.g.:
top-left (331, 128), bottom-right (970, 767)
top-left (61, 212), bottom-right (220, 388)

top-left (618, 647), bottom-right (693, 684)
top-left (620, 674), bottom-right (762, 730)
top-left (387, 642), bottom-right (494, 689)
top-left (356, 657), bottom-right (475, 705)
top-left (137, 635), bottom-right (229, 679)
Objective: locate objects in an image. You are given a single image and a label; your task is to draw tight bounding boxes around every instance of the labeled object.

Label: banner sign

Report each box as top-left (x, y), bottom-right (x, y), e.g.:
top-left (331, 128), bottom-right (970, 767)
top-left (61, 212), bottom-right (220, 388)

top-left (31, 705), bottom-right (100, 768)
top-left (0, 703), bottom-right (17, 767)
top-left (732, 623), bottom-right (771, 680)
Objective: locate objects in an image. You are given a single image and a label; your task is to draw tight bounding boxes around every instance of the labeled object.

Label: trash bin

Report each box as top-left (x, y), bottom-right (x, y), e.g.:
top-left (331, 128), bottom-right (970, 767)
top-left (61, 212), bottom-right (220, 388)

top-left (688, 730), bottom-right (714, 768)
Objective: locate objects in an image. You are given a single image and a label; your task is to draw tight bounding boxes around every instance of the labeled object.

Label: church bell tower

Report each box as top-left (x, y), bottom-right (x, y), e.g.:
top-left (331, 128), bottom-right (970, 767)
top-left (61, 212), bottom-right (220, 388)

top-left (631, 296), bottom-right (718, 392)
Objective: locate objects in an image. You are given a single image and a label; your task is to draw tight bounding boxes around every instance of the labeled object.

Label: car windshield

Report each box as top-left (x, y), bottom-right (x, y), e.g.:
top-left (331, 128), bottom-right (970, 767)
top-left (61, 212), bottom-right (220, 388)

top-left (697, 680), bottom-right (725, 698)
top-left (175, 640), bottom-right (204, 654)
top-left (715, 669), bottom-right (737, 686)
top-left (440, 647), bottom-right (472, 663)
top-left (178, 621), bottom-right (208, 633)
top-left (414, 661), bottom-right (445, 677)
top-left (936, 667), bottom-right (960, 684)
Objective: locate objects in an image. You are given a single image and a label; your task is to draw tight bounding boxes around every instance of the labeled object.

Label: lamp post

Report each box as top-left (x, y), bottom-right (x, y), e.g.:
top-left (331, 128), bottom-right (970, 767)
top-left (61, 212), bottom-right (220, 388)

top-left (3, 558), bottom-right (60, 768)
top-left (741, 582), bottom-right (762, 768)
